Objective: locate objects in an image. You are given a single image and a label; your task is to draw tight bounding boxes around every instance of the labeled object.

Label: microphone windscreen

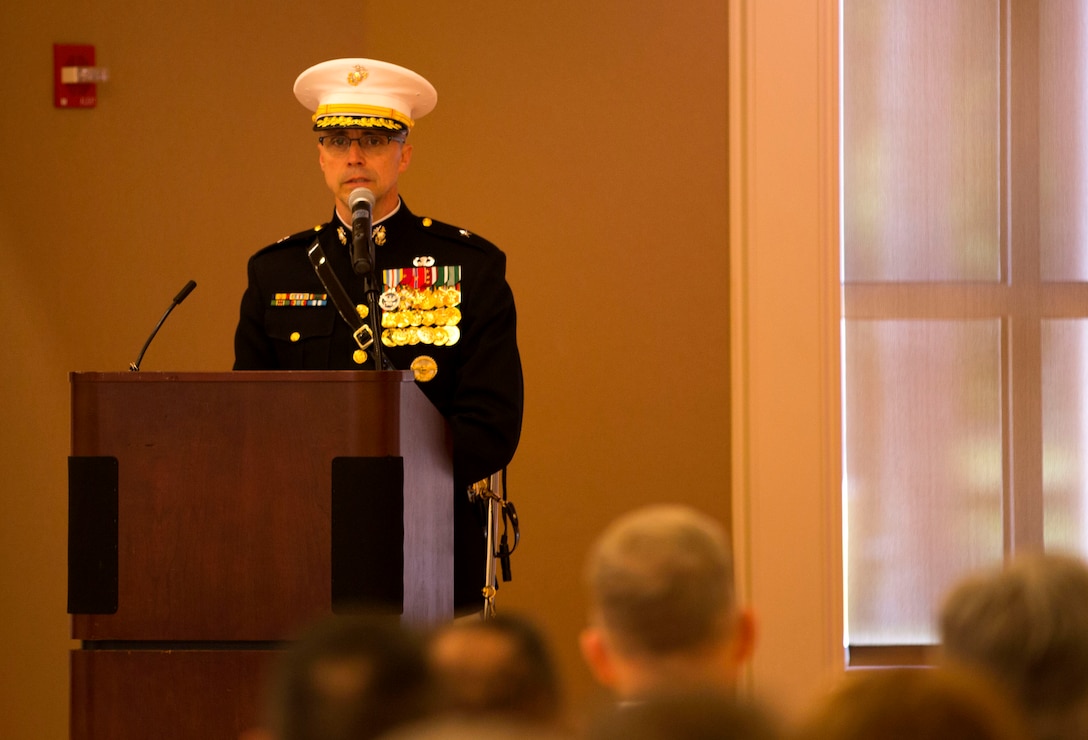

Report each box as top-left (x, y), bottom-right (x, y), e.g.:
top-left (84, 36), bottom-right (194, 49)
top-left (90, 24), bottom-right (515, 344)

top-left (349, 187), bottom-right (376, 211)
top-left (173, 280), bottom-right (197, 304)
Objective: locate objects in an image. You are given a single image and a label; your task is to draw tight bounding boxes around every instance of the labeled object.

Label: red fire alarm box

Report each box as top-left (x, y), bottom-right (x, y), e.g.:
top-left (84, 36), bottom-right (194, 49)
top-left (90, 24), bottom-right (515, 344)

top-left (54, 44), bottom-right (98, 109)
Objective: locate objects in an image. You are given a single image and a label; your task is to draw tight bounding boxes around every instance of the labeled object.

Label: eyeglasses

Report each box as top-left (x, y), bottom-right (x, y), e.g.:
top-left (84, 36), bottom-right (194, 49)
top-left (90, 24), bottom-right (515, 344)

top-left (318, 133), bottom-right (404, 155)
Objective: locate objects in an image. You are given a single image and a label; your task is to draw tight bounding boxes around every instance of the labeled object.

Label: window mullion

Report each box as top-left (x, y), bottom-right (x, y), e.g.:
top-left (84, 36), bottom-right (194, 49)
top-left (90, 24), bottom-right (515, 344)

top-left (1006, 0), bottom-right (1045, 553)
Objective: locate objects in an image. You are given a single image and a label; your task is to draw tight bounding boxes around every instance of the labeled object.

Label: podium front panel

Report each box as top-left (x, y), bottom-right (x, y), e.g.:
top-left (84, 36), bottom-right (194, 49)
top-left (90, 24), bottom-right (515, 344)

top-left (68, 371), bottom-right (454, 641)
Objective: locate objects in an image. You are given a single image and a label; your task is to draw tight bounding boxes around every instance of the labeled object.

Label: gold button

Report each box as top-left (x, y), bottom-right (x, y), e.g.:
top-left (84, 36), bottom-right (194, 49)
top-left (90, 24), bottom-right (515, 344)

top-left (411, 355), bottom-right (438, 382)
top-left (353, 349), bottom-right (367, 364)
top-left (422, 217), bottom-right (433, 227)
top-left (290, 331), bottom-right (301, 342)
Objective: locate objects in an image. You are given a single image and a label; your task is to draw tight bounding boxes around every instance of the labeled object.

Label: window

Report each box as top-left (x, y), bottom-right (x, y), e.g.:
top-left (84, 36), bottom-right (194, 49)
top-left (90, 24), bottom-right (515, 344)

top-left (842, 0), bottom-right (1088, 653)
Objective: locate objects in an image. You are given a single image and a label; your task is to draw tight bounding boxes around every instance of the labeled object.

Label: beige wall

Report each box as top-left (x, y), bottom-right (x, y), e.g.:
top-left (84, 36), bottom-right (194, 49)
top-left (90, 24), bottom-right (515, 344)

top-left (2, 2), bottom-right (731, 735)
top-left (1, 2), bottom-right (841, 738)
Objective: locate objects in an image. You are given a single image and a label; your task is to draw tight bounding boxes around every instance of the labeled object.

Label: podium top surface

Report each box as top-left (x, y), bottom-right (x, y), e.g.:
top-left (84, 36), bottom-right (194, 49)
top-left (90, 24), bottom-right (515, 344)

top-left (71, 370), bottom-right (417, 384)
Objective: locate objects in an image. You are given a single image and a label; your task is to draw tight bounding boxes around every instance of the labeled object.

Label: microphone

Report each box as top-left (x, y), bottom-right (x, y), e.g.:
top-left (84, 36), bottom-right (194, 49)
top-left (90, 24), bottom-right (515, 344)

top-left (348, 187), bottom-right (376, 275)
top-left (129, 280), bottom-right (197, 371)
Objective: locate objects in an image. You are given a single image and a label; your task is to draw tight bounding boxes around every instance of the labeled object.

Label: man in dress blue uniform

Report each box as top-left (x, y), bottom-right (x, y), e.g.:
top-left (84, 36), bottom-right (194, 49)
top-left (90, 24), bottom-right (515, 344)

top-left (233, 58), bottom-right (524, 614)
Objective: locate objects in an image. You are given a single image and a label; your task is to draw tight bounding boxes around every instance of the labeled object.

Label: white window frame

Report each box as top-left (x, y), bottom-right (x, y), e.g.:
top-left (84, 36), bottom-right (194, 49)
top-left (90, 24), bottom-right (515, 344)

top-left (728, 0), bottom-right (845, 713)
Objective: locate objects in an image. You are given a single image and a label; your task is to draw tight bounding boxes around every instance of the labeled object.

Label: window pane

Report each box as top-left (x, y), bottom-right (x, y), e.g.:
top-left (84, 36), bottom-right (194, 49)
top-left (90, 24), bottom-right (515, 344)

top-left (843, 1), bottom-right (1001, 282)
top-left (1043, 320), bottom-right (1088, 554)
top-left (1040, 2), bottom-right (1088, 280)
top-left (844, 319), bottom-right (1004, 644)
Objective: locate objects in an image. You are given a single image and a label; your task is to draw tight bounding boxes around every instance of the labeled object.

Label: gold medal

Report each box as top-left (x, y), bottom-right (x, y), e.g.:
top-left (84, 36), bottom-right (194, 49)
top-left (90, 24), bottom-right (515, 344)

top-left (411, 355), bottom-right (438, 382)
top-left (381, 330), bottom-right (396, 347)
top-left (353, 349), bottom-right (367, 364)
top-left (446, 307), bottom-right (462, 326)
top-left (418, 327), bottom-right (435, 344)
top-left (444, 325), bottom-right (461, 346)
top-left (433, 328), bottom-right (448, 346)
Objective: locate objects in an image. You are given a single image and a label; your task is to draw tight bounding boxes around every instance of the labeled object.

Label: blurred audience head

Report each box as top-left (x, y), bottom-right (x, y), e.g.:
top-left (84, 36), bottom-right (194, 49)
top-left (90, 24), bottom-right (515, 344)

top-left (260, 612), bottom-right (435, 740)
top-left (791, 666), bottom-right (1031, 740)
top-left (377, 715), bottom-right (570, 740)
top-left (579, 504), bottom-right (755, 700)
top-left (939, 551), bottom-right (1088, 740)
top-left (427, 611), bottom-right (563, 726)
top-left (585, 690), bottom-right (782, 740)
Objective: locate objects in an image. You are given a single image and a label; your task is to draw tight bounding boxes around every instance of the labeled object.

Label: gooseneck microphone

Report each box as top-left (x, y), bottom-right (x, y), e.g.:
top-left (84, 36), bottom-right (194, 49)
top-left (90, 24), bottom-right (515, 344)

top-left (129, 280), bottom-right (197, 371)
top-left (348, 187), bottom-right (376, 275)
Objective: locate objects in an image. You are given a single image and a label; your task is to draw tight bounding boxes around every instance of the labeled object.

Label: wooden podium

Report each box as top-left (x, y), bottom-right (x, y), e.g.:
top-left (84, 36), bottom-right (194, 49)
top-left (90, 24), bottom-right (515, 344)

top-left (67, 371), bottom-right (454, 740)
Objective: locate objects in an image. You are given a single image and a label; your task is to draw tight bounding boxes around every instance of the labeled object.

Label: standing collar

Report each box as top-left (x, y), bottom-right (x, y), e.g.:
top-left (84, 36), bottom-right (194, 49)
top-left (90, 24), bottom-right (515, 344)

top-left (334, 197), bottom-right (403, 230)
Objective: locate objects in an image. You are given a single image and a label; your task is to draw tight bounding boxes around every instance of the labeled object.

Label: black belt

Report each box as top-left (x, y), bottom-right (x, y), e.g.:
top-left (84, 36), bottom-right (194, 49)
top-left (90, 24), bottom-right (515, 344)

top-left (305, 237), bottom-right (376, 355)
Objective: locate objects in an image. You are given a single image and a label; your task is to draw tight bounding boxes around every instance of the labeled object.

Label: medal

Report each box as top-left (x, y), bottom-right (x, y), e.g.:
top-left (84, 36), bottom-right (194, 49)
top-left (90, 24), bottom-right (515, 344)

top-left (378, 262), bottom-right (463, 351)
top-left (379, 289), bottom-right (400, 311)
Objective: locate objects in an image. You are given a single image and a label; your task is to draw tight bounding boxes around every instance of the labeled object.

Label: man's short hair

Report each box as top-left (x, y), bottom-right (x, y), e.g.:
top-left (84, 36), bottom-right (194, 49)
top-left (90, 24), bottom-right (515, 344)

top-left (586, 691), bottom-right (782, 740)
top-left (939, 552), bottom-right (1088, 739)
top-left (584, 504), bottom-right (735, 655)
top-left (428, 612), bottom-right (562, 724)
top-left (792, 667), bottom-right (1031, 740)
top-left (268, 613), bottom-right (433, 740)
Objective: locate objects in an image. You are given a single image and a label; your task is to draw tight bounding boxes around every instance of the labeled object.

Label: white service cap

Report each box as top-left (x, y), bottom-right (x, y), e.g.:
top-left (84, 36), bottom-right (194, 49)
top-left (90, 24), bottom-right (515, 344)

top-left (293, 58), bottom-right (437, 133)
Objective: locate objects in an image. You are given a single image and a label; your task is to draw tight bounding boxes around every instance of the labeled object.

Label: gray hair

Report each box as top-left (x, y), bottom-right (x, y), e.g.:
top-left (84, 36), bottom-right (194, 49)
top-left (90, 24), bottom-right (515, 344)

top-left (939, 552), bottom-right (1088, 740)
top-left (585, 504), bottom-right (735, 655)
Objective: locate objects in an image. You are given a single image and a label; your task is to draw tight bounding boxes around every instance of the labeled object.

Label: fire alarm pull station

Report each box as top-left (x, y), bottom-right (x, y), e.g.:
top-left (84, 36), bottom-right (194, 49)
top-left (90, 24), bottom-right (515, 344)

top-left (54, 44), bottom-right (108, 109)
